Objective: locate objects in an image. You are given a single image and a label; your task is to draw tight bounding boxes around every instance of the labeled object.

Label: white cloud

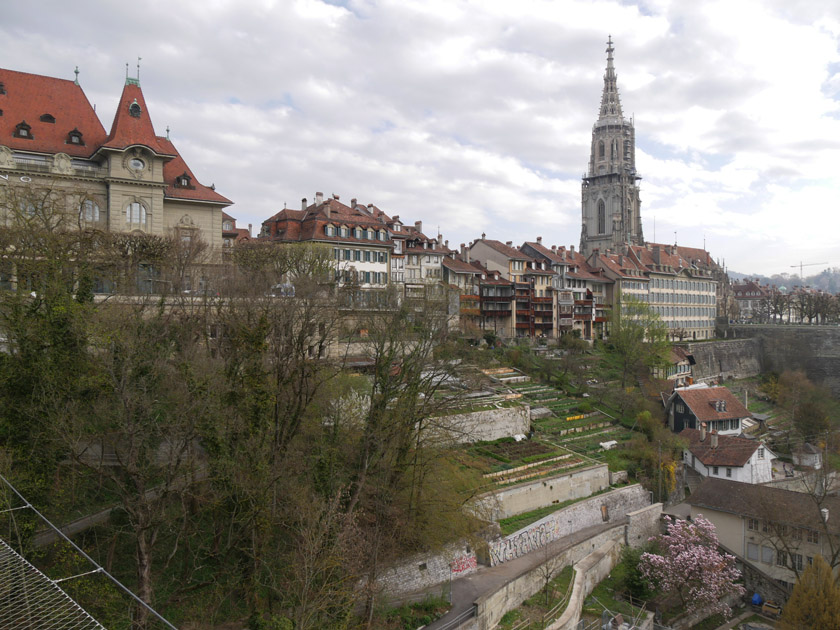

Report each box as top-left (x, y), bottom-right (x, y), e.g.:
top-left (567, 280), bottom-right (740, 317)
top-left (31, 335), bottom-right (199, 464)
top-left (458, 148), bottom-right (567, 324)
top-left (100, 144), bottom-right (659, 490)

top-left (1, 0), bottom-right (839, 275)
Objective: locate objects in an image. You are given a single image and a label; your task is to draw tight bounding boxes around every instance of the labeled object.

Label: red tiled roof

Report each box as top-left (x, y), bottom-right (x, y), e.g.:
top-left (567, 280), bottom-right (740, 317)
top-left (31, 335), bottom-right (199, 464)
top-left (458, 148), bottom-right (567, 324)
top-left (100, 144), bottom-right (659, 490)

top-left (99, 82), bottom-right (172, 155)
top-left (676, 387), bottom-right (750, 422)
top-left (679, 428), bottom-right (759, 467)
top-left (523, 241), bottom-right (569, 265)
top-left (0, 68), bottom-right (107, 158)
top-left (477, 239), bottom-right (532, 260)
top-left (263, 199), bottom-right (393, 246)
top-left (158, 137), bottom-right (232, 205)
top-left (442, 257), bottom-right (483, 274)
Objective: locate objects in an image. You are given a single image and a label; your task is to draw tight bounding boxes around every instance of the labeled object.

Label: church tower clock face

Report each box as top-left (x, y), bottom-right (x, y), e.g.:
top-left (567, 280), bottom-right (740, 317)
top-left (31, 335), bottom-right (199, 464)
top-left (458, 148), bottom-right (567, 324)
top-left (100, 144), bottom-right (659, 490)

top-left (129, 157), bottom-right (145, 172)
top-left (580, 37), bottom-right (644, 257)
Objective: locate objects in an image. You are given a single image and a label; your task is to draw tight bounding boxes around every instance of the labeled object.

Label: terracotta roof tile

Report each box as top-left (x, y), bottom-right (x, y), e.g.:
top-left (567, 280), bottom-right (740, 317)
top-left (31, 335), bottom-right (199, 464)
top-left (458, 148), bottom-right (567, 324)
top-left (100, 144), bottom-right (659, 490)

top-left (676, 387), bottom-right (750, 422)
top-left (0, 68), bottom-right (108, 157)
top-left (679, 428), bottom-right (759, 467)
top-left (100, 82), bottom-right (173, 155)
top-left (479, 239), bottom-right (532, 260)
top-left (159, 137), bottom-right (232, 205)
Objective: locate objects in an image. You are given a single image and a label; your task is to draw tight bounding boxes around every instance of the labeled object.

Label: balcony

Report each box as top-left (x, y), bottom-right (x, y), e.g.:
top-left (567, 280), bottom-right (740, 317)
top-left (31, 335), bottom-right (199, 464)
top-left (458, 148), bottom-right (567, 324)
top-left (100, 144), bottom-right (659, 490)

top-left (482, 309), bottom-right (511, 317)
top-left (557, 318), bottom-right (574, 327)
top-left (532, 296), bottom-right (552, 304)
top-left (515, 322), bottom-right (531, 329)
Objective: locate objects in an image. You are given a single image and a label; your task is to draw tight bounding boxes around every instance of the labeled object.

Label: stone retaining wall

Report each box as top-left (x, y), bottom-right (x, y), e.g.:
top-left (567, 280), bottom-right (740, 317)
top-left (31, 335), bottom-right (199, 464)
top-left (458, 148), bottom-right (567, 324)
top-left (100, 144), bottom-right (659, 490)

top-left (441, 405), bottom-right (531, 443)
top-left (476, 464), bottom-right (610, 521)
top-left (485, 485), bottom-right (650, 566)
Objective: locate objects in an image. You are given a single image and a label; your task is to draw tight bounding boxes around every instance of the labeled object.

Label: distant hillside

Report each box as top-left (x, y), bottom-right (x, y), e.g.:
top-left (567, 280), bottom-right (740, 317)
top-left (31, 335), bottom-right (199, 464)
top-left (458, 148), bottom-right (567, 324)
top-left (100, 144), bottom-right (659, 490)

top-left (729, 267), bottom-right (840, 293)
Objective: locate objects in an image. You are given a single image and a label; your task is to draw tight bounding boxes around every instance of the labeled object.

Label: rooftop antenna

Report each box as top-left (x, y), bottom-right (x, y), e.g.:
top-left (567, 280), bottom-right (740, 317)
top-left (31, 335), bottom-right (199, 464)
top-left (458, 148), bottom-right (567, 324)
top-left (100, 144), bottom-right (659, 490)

top-left (674, 231), bottom-right (677, 246)
top-left (125, 63), bottom-right (129, 80)
top-left (137, 56), bottom-right (142, 83)
top-left (165, 125), bottom-right (170, 140)
top-left (74, 65), bottom-right (80, 86)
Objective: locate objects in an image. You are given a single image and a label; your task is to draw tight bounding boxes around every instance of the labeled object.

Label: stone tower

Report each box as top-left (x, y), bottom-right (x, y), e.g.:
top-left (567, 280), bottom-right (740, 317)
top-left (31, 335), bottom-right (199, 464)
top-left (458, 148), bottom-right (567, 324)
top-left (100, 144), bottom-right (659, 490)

top-left (580, 37), bottom-right (643, 256)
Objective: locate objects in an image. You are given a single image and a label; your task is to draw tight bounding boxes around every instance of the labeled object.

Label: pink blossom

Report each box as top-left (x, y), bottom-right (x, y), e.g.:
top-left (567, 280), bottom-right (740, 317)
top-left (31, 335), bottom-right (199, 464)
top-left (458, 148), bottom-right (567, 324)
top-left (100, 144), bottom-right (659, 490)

top-left (640, 515), bottom-right (745, 618)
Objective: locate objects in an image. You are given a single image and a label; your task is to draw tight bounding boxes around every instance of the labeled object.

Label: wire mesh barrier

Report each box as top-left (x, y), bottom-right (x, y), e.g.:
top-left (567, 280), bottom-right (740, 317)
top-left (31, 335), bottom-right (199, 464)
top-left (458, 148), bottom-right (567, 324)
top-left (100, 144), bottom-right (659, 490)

top-left (0, 537), bottom-right (106, 630)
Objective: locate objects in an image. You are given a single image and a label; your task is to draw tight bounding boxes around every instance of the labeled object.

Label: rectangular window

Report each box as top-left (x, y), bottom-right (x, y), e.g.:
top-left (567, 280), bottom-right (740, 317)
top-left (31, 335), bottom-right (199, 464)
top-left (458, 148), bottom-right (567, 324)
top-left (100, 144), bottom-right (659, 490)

top-left (807, 556), bottom-right (814, 566)
top-left (808, 530), bottom-right (820, 544)
top-left (713, 466), bottom-right (719, 476)
top-left (726, 468), bottom-right (732, 478)
top-left (793, 553), bottom-right (803, 571)
top-left (354, 250), bottom-right (361, 262)
top-left (747, 518), bottom-right (759, 531)
top-left (747, 543), bottom-right (759, 561)
top-left (762, 546), bottom-right (774, 564)
top-left (758, 447), bottom-right (765, 459)
top-left (777, 550), bottom-right (787, 567)
top-left (364, 250), bottom-right (371, 262)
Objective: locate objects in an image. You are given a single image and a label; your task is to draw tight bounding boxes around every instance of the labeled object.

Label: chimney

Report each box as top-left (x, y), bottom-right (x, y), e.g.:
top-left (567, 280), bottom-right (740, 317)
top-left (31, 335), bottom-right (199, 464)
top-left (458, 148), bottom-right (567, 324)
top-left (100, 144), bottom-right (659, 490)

top-left (461, 243), bottom-right (470, 263)
top-left (481, 232), bottom-right (486, 239)
top-left (393, 215), bottom-right (400, 223)
top-left (324, 203), bottom-right (331, 219)
top-left (315, 191), bottom-right (324, 206)
top-left (445, 240), bottom-right (449, 249)
top-left (822, 508), bottom-right (829, 522)
top-left (248, 223), bottom-right (253, 237)
top-left (506, 241), bottom-right (513, 247)
top-left (711, 432), bottom-right (718, 449)
top-left (570, 245), bottom-right (575, 253)
top-left (332, 193), bottom-right (340, 200)
top-left (537, 236), bottom-right (542, 244)
top-left (367, 203), bottom-right (374, 213)
top-left (301, 197), bottom-right (307, 211)
top-left (351, 198), bottom-right (357, 209)
top-left (700, 422), bottom-right (706, 442)
top-left (415, 220), bottom-right (423, 233)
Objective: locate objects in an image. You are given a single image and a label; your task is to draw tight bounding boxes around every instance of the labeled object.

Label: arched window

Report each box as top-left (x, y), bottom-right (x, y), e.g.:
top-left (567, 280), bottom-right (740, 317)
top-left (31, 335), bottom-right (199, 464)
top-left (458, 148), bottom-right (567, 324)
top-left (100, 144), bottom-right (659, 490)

top-left (126, 202), bottom-right (146, 228)
top-left (81, 200), bottom-right (99, 222)
top-left (597, 199), bottom-right (606, 234)
top-left (598, 141), bottom-right (605, 159)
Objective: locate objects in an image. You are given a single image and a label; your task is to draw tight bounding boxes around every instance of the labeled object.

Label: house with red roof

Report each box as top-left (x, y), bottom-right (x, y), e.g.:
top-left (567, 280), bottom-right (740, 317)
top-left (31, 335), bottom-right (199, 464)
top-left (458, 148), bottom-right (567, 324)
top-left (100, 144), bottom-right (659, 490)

top-left (666, 385), bottom-right (752, 435)
top-left (679, 426), bottom-right (775, 484)
top-left (261, 193), bottom-right (392, 289)
top-left (0, 67), bottom-right (232, 269)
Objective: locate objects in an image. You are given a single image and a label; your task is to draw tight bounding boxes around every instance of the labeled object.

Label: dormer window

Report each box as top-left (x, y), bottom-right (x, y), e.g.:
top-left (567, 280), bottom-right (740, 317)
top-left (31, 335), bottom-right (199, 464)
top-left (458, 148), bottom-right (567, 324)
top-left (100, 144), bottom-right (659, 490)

top-left (325, 225), bottom-right (335, 237)
top-left (14, 121), bottom-right (32, 139)
top-left (378, 230), bottom-right (386, 241)
top-left (222, 221), bottom-right (233, 231)
top-left (66, 128), bottom-right (84, 145)
top-left (175, 173), bottom-right (193, 189)
top-left (40, 114), bottom-right (56, 123)
top-left (129, 99), bottom-right (142, 118)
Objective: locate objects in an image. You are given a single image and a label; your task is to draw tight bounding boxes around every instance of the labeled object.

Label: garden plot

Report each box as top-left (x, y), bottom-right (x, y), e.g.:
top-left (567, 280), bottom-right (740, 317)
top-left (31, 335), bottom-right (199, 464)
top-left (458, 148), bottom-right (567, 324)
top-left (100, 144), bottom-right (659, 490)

top-left (457, 437), bottom-right (585, 483)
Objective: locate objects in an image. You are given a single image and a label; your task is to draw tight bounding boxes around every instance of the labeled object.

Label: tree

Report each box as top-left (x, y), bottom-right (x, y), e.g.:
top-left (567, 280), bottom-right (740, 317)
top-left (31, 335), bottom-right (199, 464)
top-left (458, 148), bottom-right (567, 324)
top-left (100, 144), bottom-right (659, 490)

top-left (640, 515), bottom-right (744, 618)
top-left (607, 295), bottom-right (671, 388)
top-left (777, 556), bottom-right (840, 630)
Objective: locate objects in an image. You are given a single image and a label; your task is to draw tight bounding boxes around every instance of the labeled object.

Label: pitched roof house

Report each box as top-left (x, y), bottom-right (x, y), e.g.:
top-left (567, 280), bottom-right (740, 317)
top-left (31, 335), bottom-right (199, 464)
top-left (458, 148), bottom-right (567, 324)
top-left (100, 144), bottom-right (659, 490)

top-left (667, 385), bottom-right (751, 435)
top-left (679, 427), bottom-right (774, 484)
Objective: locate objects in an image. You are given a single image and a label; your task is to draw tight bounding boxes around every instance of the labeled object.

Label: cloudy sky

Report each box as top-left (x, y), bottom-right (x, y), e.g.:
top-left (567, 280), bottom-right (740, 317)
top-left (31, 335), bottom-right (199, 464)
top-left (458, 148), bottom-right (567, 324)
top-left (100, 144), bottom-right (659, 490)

top-left (3, 0), bottom-right (840, 276)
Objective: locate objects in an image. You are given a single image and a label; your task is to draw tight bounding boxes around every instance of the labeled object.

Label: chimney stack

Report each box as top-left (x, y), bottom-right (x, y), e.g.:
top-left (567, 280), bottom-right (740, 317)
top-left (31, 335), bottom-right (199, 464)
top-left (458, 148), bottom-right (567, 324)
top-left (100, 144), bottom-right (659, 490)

top-left (537, 236), bottom-right (542, 244)
top-left (301, 197), bottom-right (307, 211)
top-left (711, 432), bottom-right (718, 449)
top-left (822, 508), bottom-right (829, 522)
top-left (415, 220), bottom-right (423, 233)
top-left (248, 223), bottom-right (253, 237)
top-left (315, 191), bottom-right (324, 206)
top-left (506, 241), bottom-right (513, 247)
top-left (351, 198), bottom-right (357, 209)
top-left (445, 240), bottom-right (449, 249)
top-left (700, 422), bottom-right (706, 442)
top-left (570, 245), bottom-right (575, 253)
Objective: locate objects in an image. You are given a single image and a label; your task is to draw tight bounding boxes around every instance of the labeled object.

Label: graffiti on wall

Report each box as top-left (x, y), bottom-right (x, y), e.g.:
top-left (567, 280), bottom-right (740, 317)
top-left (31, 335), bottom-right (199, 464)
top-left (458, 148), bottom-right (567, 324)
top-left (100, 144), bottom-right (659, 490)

top-left (449, 554), bottom-right (478, 574)
top-left (488, 517), bottom-right (565, 566)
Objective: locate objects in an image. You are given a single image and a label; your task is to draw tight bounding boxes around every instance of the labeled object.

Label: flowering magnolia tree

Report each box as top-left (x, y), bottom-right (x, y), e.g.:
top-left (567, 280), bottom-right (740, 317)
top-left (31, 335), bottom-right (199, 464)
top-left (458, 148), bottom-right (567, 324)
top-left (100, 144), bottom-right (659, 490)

top-left (640, 515), bottom-right (745, 617)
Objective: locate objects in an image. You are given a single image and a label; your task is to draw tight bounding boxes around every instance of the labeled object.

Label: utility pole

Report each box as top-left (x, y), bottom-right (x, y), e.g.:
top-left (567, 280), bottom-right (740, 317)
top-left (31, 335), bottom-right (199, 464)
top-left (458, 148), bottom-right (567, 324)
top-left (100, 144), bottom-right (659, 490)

top-left (658, 441), bottom-right (662, 503)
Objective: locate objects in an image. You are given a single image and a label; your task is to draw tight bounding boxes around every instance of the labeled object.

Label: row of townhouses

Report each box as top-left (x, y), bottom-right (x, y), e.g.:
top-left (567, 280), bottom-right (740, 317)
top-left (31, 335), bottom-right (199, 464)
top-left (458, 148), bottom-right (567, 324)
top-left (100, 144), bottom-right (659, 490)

top-left (0, 40), bottom-right (722, 341)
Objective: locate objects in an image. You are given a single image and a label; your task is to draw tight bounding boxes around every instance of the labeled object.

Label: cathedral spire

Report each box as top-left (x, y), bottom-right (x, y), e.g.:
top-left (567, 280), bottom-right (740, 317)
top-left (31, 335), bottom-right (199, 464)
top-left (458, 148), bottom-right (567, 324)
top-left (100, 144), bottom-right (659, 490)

top-left (599, 35), bottom-right (623, 121)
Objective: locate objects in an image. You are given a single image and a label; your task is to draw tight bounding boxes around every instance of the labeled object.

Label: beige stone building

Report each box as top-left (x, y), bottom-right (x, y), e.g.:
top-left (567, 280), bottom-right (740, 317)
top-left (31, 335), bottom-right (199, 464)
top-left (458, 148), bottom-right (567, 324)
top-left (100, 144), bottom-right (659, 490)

top-left (0, 67), bottom-right (231, 268)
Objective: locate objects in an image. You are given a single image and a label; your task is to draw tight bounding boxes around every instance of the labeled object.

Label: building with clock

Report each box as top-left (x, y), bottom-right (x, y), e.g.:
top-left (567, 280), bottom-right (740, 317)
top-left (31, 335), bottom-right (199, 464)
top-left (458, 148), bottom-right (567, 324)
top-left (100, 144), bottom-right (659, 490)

top-left (0, 67), bottom-right (231, 255)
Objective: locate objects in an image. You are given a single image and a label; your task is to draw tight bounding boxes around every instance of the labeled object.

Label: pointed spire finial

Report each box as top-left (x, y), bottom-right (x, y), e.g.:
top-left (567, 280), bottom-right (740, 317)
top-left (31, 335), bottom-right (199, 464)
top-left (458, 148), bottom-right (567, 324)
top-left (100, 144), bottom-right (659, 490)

top-left (74, 66), bottom-right (80, 86)
top-left (137, 56), bottom-right (142, 83)
top-left (166, 125), bottom-right (170, 140)
top-left (125, 63), bottom-right (129, 80)
top-left (598, 35), bottom-right (623, 121)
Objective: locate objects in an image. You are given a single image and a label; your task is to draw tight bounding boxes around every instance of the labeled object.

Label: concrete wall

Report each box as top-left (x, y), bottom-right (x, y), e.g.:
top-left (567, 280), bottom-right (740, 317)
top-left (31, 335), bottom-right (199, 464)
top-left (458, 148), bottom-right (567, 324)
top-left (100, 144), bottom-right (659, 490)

top-left (625, 504), bottom-right (663, 548)
top-left (546, 540), bottom-right (621, 630)
top-left (684, 338), bottom-right (762, 383)
top-left (441, 404), bottom-right (530, 443)
top-left (486, 485), bottom-right (650, 566)
top-left (374, 541), bottom-right (478, 601)
top-left (474, 527), bottom-right (625, 630)
top-left (731, 325), bottom-right (840, 396)
top-left (477, 464), bottom-right (610, 521)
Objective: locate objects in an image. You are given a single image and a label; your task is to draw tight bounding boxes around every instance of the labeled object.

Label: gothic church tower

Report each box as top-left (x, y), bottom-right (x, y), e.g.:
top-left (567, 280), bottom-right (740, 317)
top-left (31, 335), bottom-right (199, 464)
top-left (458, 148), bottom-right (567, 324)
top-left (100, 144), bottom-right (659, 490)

top-left (580, 37), bottom-right (643, 256)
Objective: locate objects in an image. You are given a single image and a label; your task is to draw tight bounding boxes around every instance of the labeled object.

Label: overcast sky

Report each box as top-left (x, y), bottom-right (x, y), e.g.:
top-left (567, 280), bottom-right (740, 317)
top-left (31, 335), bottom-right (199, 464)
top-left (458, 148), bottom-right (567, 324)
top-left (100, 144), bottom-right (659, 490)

top-left (3, 0), bottom-right (840, 276)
